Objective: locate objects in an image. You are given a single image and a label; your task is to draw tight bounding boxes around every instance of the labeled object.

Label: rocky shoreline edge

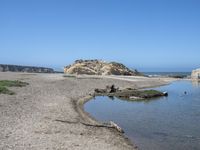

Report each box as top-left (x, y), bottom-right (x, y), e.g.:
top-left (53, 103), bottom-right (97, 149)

top-left (75, 95), bottom-right (138, 149)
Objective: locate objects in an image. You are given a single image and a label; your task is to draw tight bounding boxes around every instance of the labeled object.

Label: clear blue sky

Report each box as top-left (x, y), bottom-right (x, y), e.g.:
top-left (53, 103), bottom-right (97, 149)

top-left (1, 0), bottom-right (200, 72)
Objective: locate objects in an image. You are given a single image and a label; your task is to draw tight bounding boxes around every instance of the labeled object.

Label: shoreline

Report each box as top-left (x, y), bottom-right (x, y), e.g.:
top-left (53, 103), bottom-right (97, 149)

top-left (76, 95), bottom-right (138, 149)
top-left (75, 75), bottom-right (177, 149)
top-left (0, 72), bottom-right (176, 150)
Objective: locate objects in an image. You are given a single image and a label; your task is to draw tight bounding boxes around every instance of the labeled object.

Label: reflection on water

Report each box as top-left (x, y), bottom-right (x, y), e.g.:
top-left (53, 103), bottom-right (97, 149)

top-left (192, 79), bottom-right (200, 87)
top-left (84, 80), bottom-right (200, 150)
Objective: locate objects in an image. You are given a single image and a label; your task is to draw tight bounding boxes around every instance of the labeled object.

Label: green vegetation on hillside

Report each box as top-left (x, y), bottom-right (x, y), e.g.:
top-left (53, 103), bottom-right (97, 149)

top-left (0, 80), bottom-right (29, 95)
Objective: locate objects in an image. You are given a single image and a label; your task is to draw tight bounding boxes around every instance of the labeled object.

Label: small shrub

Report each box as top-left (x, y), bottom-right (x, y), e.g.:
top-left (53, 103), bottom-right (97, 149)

top-left (0, 80), bottom-right (29, 95)
top-left (0, 86), bottom-right (15, 95)
top-left (0, 80), bottom-right (29, 87)
top-left (63, 74), bottom-right (76, 78)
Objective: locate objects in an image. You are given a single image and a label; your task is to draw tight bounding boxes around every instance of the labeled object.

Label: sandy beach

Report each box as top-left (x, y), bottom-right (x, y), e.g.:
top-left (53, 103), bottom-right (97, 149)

top-left (0, 72), bottom-right (174, 150)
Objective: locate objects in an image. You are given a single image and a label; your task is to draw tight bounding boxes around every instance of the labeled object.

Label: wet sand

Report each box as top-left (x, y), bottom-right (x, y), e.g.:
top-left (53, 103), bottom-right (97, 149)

top-left (0, 72), bottom-right (174, 150)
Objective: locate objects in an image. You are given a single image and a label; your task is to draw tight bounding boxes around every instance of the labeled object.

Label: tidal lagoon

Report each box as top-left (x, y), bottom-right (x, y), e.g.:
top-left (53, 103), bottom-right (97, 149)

top-left (85, 80), bottom-right (200, 150)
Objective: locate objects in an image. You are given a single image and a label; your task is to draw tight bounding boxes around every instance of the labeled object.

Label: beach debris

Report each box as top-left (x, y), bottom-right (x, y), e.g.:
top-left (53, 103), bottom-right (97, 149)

top-left (95, 84), bottom-right (119, 94)
top-left (106, 84), bottom-right (118, 93)
top-left (94, 88), bottom-right (107, 93)
top-left (110, 121), bottom-right (124, 133)
top-left (54, 119), bottom-right (124, 133)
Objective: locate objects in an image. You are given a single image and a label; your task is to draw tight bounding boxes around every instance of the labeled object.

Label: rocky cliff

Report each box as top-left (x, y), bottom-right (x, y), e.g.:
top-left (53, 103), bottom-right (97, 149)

top-left (64, 60), bottom-right (142, 76)
top-left (0, 64), bottom-right (54, 73)
top-left (191, 68), bottom-right (200, 79)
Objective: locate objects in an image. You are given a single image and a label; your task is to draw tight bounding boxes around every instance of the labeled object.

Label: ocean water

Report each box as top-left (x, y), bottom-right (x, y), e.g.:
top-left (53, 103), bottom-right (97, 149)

top-left (84, 80), bottom-right (200, 150)
top-left (143, 72), bottom-right (191, 77)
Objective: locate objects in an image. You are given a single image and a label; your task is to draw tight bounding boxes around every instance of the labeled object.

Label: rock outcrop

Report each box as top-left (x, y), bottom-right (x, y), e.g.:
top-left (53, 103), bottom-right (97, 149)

top-left (94, 85), bottom-right (168, 100)
top-left (0, 64), bottom-right (54, 73)
top-left (64, 59), bottom-right (142, 76)
top-left (191, 69), bottom-right (200, 79)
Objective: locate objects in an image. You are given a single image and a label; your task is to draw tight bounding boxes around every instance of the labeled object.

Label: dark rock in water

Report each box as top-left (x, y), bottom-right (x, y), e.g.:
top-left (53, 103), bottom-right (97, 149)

top-left (0, 64), bottom-right (54, 73)
top-left (163, 91), bottom-right (168, 96)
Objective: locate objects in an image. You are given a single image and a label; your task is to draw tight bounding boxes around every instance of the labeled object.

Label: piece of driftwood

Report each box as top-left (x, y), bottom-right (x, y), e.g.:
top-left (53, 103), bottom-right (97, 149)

top-left (54, 119), bottom-right (78, 124)
top-left (55, 119), bottom-right (124, 133)
top-left (110, 121), bottom-right (124, 133)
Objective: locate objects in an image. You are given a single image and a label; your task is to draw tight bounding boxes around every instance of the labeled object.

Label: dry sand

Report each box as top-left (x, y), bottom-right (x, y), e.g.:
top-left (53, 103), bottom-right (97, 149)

top-left (0, 72), bottom-right (174, 150)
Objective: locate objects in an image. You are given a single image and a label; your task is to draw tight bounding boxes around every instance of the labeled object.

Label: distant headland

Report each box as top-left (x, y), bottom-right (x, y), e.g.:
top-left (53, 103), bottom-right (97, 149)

top-left (0, 64), bottom-right (54, 73)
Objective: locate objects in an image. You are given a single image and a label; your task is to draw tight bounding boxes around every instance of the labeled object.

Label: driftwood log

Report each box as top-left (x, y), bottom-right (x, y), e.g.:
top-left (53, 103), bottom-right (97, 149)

top-left (110, 121), bottom-right (124, 133)
top-left (55, 119), bottom-right (124, 133)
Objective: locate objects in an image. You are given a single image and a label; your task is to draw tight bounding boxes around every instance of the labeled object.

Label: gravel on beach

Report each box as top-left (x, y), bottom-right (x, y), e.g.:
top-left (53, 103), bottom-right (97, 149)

top-left (0, 72), bottom-right (171, 150)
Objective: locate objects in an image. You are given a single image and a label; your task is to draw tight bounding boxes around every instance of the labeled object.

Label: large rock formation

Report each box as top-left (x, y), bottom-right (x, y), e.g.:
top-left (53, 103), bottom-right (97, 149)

top-left (64, 59), bottom-right (142, 76)
top-left (0, 64), bottom-right (54, 73)
top-left (191, 68), bottom-right (200, 79)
